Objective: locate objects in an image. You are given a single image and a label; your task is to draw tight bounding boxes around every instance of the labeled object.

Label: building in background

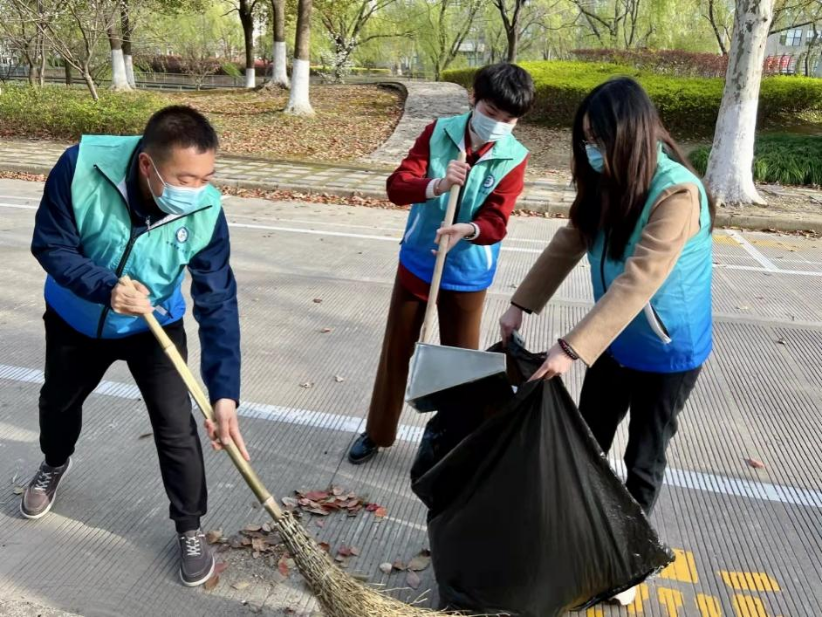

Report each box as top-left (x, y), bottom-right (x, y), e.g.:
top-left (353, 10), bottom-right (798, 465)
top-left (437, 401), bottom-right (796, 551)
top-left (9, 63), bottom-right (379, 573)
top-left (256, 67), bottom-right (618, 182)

top-left (765, 26), bottom-right (822, 76)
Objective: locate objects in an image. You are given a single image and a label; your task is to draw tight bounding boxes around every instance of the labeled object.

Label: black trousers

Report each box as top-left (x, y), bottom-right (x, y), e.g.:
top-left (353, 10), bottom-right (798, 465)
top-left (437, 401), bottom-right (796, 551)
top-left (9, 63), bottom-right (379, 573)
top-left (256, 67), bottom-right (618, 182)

top-left (39, 308), bottom-right (206, 532)
top-left (578, 353), bottom-right (702, 515)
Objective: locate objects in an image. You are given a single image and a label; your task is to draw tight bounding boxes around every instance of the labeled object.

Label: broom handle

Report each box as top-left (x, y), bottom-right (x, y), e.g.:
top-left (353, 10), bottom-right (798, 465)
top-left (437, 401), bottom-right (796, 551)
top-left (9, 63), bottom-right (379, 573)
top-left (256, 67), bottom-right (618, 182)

top-left (419, 150), bottom-right (466, 344)
top-left (120, 277), bottom-right (285, 522)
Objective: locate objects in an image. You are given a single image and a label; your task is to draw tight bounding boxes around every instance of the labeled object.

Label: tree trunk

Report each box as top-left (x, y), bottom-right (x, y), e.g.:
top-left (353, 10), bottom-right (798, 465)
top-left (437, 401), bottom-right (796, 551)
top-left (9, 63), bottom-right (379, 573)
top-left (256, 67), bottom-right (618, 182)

top-left (705, 0), bottom-right (774, 206)
top-left (239, 0), bottom-right (256, 88)
top-left (82, 66), bottom-right (99, 101)
top-left (107, 26), bottom-right (132, 91)
top-left (707, 0), bottom-right (729, 55)
top-left (271, 0), bottom-right (289, 87)
top-left (121, 0), bottom-right (136, 87)
top-left (38, 43), bottom-right (46, 87)
top-left (286, 0), bottom-right (314, 115)
top-left (64, 62), bottom-right (73, 87)
top-left (506, 29), bottom-right (519, 62)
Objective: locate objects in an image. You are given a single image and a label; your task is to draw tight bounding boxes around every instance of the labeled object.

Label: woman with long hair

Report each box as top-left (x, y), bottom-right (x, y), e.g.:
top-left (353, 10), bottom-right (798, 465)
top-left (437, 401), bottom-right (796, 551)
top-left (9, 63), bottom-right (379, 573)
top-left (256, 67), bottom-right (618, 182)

top-left (499, 77), bottom-right (714, 605)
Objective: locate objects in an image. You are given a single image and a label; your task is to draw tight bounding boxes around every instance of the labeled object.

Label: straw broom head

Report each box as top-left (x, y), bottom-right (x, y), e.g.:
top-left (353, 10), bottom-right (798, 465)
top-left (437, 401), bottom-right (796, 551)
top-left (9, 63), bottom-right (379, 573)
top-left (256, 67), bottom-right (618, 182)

top-left (273, 511), bottom-right (447, 616)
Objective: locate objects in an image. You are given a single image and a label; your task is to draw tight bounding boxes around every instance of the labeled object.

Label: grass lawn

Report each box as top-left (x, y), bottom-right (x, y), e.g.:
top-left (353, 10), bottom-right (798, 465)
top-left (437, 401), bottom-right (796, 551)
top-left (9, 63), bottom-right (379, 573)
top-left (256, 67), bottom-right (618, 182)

top-left (0, 84), bottom-right (404, 164)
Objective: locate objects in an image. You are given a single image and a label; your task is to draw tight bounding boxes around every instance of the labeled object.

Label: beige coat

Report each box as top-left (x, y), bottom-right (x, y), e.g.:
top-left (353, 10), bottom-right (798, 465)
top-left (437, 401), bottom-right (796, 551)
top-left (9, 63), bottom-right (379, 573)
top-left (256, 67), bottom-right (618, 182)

top-left (511, 184), bottom-right (703, 366)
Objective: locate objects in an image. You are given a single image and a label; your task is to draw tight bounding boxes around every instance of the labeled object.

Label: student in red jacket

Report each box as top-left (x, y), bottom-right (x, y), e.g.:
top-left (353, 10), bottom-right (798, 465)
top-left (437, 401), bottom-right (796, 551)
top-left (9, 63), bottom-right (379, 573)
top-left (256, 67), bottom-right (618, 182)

top-left (348, 63), bottom-right (535, 465)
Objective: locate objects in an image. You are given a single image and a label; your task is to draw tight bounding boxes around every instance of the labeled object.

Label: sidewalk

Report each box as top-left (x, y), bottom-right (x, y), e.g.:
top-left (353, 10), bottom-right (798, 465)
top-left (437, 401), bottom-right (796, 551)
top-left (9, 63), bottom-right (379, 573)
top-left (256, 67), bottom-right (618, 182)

top-left (1, 137), bottom-right (820, 234)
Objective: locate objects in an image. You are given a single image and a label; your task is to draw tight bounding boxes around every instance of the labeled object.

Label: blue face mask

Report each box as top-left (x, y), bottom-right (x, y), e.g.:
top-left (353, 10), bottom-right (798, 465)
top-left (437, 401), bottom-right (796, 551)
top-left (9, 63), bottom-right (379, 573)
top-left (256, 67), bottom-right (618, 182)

top-left (585, 144), bottom-right (605, 173)
top-left (149, 157), bottom-right (208, 216)
top-left (471, 108), bottom-right (514, 143)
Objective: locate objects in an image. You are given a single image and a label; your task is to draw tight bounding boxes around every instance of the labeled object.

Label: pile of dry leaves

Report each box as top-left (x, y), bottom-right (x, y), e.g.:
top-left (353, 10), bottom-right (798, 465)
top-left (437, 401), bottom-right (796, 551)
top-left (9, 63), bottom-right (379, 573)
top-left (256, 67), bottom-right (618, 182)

top-left (282, 486), bottom-right (388, 520)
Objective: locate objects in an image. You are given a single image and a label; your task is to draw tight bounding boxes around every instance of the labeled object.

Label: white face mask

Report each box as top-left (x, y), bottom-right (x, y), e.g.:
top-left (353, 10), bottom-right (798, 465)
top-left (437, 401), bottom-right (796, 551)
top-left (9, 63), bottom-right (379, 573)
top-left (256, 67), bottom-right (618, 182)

top-left (471, 108), bottom-right (514, 143)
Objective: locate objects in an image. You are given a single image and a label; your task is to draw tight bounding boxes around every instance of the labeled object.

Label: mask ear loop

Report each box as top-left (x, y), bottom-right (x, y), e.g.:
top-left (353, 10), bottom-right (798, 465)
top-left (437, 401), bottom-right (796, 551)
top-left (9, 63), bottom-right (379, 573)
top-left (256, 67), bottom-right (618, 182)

top-left (147, 155), bottom-right (168, 200)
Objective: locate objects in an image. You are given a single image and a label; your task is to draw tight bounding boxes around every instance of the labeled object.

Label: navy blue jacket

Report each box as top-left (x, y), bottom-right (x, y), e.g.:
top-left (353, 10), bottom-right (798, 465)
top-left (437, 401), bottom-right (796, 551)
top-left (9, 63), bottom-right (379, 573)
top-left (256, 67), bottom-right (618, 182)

top-left (31, 144), bottom-right (241, 404)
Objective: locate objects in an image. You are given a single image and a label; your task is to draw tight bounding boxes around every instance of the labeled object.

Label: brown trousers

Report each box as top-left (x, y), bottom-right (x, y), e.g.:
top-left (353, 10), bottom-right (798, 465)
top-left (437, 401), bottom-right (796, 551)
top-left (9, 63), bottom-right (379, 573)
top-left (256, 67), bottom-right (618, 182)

top-left (365, 275), bottom-right (487, 447)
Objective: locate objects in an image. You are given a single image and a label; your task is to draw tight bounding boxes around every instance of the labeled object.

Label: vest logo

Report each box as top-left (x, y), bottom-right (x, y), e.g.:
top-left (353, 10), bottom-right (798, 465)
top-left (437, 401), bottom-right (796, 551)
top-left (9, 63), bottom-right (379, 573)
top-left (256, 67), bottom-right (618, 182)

top-left (483, 174), bottom-right (495, 189)
top-left (176, 227), bottom-right (189, 243)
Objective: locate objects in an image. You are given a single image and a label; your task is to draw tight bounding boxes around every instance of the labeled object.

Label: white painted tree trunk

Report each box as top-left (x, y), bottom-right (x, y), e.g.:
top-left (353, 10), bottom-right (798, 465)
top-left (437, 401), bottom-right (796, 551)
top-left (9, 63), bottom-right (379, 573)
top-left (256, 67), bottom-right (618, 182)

top-left (272, 42), bottom-right (289, 88)
top-left (110, 49), bottom-right (132, 91)
top-left (245, 67), bottom-right (256, 88)
top-left (124, 54), bottom-right (136, 88)
top-left (704, 0), bottom-right (775, 206)
top-left (285, 59), bottom-right (313, 115)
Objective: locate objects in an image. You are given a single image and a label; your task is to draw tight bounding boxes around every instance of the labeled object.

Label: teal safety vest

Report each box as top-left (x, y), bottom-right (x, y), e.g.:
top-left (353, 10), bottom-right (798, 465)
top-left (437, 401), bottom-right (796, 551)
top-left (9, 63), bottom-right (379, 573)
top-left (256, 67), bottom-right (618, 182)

top-left (588, 149), bottom-right (713, 373)
top-left (399, 113), bottom-right (529, 291)
top-left (44, 135), bottom-right (223, 338)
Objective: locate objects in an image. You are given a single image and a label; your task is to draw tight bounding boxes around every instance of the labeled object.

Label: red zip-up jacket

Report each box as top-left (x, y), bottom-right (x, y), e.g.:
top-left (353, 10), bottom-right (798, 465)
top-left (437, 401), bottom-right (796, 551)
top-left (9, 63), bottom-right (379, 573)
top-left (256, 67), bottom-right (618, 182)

top-left (387, 120), bottom-right (528, 300)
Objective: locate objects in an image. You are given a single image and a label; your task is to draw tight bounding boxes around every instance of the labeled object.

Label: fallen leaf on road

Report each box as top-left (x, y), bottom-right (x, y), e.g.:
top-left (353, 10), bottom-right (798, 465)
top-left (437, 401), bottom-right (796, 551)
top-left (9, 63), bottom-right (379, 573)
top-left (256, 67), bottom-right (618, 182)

top-left (406, 570), bottom-right (421, 590)
top-left (244, 524), bottom-right (262, 533)
top-left (350, 547), bottom-right (360, 556)
top-left (281, 497), bottom-right (298, 509)
top-left (204, 575), bottom-right (220, 591)
top-left (315, 520), bottom-right (325, 528)
top-left (374, 506), bottom-right (388, 518)
top-left (776, 338), bottom-right (786, 345)
top-left (13, 486), bottom-right (24, 495)
top-left (252, 538), bottom-right (267, 553)
top-left (262, 522), bottom-right (272, 533)
top-left (407, 549), bottom-right (431, 572)
top-left (303, 490), bottom-right (329, 501)
top-left (313, 298), bottom-right (323, 304)
top-left (318, 542), bottom-right (331, 553)
top-left (138, 432), bottom-right (153, 440)
top-left (278, 556), bottom-right (290, 577)
top-left (746, 458), bottom-right (766, 469)
top-left (299, 382), bottom-right (314, 389)
top-left (379, 562), bottom-right (393, 575)
top-left (214, 562), bottom-right (228, 576)
top-left (321, 328), bottom-right (333, 333)
top-left (206, 529), bottom-right (223, 544)
top-left (392, 560), bottom-right (407, 571)
top-left (233, 581), bottom-right (251, 590)
top-left (334, 375), bottom-right (345, 383)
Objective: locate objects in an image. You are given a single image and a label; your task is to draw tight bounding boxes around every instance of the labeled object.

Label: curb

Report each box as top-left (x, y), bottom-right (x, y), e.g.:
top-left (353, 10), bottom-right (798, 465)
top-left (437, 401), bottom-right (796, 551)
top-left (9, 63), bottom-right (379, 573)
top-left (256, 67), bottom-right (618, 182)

top-left (2, 162), bottom-right (820, 235)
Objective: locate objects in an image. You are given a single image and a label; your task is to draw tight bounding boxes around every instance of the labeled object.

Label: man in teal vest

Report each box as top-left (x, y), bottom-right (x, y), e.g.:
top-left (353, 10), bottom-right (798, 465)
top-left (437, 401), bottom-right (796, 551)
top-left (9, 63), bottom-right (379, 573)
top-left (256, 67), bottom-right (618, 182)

top-left (348, 63), bottom-right (535, 465)
top-left (21, 106), bottom-right (246, 587)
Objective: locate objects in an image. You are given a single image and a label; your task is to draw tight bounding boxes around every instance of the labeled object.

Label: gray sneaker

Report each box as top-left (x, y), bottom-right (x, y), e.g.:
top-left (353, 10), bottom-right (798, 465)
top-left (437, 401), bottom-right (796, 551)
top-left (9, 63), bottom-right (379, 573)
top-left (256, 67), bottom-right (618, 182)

top-left (178, 529), bottom-right (215, 587)
top-left (20, 458), bottom-right (72, 520)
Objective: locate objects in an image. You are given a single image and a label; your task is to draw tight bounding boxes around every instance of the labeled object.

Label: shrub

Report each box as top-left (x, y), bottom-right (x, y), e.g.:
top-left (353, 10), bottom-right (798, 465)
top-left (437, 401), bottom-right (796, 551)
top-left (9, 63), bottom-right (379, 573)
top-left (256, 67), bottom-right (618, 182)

top-left (571, 49), bottom-right (728, 78)
top-left (0, 84), bottom-right (166, 140)
top-left (442, 61), bottom-right (822, 135)
top-left (689, 135), bottom-right (822, 186)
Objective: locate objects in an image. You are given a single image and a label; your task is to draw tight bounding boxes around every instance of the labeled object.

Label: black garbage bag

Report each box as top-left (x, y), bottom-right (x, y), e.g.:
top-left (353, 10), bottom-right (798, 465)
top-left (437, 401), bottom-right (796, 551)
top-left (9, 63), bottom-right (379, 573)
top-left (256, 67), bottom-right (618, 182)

top-left (411, 339), bottom-right (674, 616)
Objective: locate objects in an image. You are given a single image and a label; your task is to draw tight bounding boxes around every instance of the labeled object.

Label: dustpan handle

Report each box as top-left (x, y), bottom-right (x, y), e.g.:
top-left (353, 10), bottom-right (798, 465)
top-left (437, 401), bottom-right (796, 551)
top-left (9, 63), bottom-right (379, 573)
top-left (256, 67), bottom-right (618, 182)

top-left (420, 150), bottom-right (467, 344)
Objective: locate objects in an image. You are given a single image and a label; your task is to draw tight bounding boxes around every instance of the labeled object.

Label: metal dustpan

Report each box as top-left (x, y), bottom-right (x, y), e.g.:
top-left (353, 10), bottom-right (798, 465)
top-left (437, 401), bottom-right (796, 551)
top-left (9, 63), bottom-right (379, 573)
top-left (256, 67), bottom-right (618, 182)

top-left (405, 151), bottom-right (506, 412)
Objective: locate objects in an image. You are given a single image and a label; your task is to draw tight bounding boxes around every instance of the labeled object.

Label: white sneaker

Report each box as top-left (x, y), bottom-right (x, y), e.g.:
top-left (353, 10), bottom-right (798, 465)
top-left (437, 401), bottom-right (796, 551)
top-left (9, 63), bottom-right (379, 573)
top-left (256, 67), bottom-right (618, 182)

top-left (611, 585), bottom-right (637, 606)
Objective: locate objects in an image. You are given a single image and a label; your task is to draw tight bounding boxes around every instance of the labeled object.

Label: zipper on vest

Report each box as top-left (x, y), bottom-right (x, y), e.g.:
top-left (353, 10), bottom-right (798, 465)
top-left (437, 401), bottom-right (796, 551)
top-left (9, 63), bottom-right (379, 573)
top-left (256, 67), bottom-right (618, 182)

top-left (600, 233), bottom-right (610, 292)
top-left (92, 164), bottom-right (212, 338)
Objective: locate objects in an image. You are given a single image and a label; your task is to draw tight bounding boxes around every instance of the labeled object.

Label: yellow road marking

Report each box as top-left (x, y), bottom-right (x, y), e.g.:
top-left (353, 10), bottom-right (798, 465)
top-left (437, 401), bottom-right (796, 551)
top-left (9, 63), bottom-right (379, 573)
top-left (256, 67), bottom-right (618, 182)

top-left (733, 595), bottom-right (769, 617)
top-left (698, 594), bottom-right (722, 617)
top-left (661, 549), bottom-right (699, 583)
top-left (627, 584), bottom-right (651, 614)
top-left (659, 588), bottom-right (685, 617)
top-left (721, 572), bottom-right (781, 592)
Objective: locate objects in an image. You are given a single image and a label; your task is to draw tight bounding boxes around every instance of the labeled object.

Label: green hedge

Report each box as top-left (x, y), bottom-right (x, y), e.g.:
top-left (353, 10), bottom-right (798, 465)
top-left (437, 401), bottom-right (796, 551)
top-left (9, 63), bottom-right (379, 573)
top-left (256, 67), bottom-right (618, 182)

top-left (442, 61), bottom-right (822, 135)
top-left (689, 135), bottom-right (822, 186)
top-left (0, 83), bottom-right (165, 140)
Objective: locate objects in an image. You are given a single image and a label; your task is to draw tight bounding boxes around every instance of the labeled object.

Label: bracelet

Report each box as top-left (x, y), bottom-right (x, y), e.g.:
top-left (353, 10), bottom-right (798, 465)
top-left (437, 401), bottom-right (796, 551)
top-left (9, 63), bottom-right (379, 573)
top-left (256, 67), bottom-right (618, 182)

top-left (558, 338), bottom-right (579, 361)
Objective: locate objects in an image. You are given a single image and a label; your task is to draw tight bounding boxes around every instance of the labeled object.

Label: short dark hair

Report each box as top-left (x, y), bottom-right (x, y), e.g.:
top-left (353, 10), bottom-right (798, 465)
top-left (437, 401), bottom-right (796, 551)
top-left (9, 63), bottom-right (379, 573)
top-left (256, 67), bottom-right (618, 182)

top-left (473, 63), bottom-right (535, 118)
top-left (143, 105), bottom-right (218, 161)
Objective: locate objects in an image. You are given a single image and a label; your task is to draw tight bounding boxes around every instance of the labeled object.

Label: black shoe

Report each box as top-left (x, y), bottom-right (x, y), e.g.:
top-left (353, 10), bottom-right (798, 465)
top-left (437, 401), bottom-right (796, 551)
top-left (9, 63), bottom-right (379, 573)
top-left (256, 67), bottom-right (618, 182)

top-left (348, 432), bottom-right (379, 465)
top-left (20, 458), bottom-right (72, 520)
top-left (178, 529), bottom-right (215, 587)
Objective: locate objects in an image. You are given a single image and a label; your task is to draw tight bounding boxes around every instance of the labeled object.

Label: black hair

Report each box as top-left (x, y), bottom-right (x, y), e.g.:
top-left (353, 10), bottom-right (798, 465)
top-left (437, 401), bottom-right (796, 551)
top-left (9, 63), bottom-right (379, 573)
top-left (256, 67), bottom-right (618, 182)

top-left (569, 77), bottom-right (715, 260)
top-left (143, 105), bottom-right (219, 161)
top-left (472, 63), bottom-right (535, 118)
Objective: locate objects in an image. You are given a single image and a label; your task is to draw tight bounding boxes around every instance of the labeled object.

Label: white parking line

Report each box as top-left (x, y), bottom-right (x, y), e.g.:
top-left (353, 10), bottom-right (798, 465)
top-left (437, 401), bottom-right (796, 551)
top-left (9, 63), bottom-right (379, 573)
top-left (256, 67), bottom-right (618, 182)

top-left (726, 230), bottom-right (780, 272)
top-left (2, 362), bottom-right (821, 510)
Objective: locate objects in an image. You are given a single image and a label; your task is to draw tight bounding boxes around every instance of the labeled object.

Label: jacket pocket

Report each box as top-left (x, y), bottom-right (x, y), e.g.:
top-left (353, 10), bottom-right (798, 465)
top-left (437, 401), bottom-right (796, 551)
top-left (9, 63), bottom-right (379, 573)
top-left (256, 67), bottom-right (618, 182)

top-left (644, 304), bottom-right (672, 345)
